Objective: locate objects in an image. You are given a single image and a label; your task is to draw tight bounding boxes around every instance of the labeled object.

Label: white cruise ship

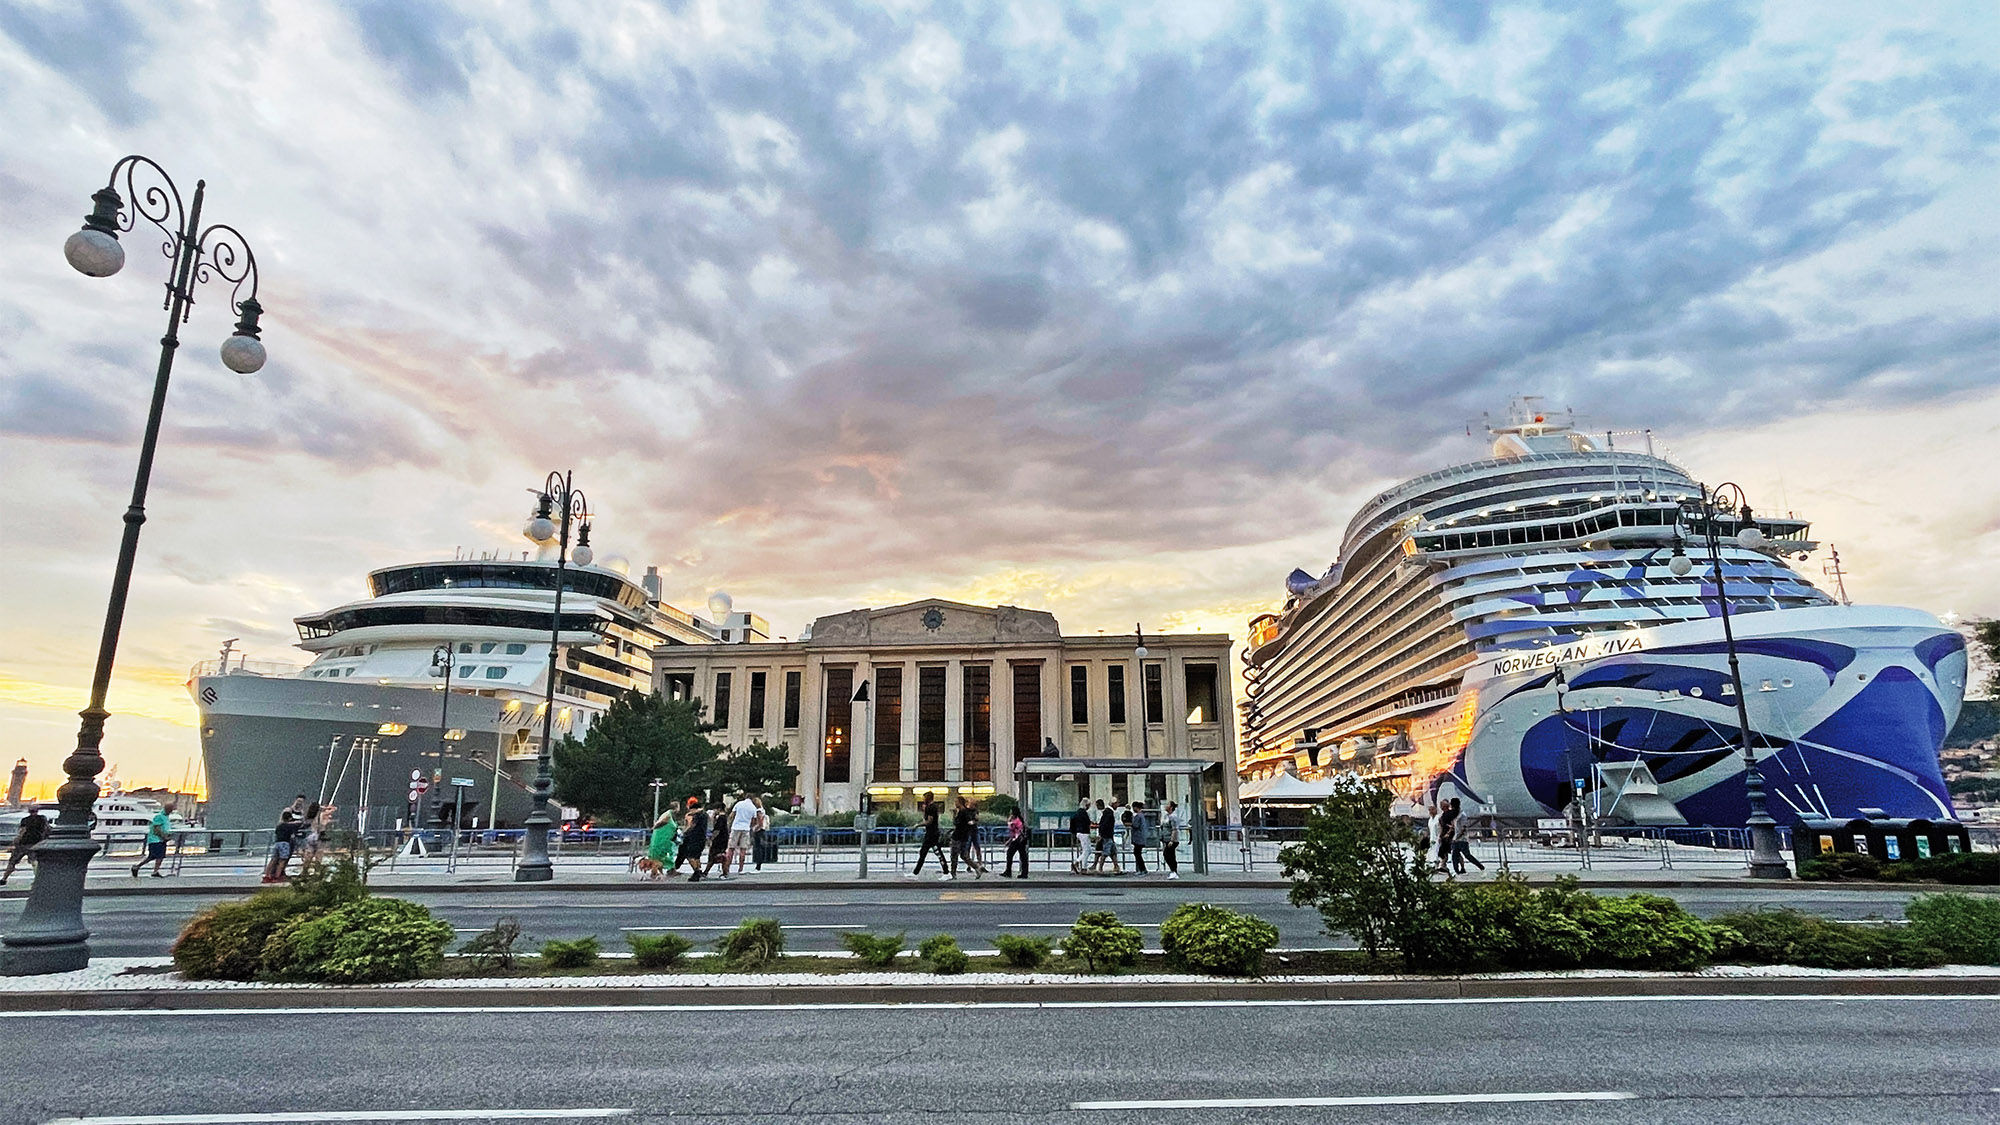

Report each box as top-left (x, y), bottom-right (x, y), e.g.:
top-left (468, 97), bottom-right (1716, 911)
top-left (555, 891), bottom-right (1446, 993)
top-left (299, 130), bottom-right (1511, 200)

top-left (1239, 400), bottom-right (1968, 828)
top-left (189, 544), bottom-right (764, 830)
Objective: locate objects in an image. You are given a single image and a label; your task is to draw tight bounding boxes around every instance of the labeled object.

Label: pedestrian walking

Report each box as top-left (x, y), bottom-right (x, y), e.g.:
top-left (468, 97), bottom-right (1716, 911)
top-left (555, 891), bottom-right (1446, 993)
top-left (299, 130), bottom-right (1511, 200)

top-left (1091, 800), bottom-right (1119, 874)
top-left (1002, 807), bottom-right (1030, 879)
top-left (679, 798), bottom-right (710, 881)
top-left (0, 804), bottom-right (49, 885)
top-left (297, 801), bottom-right (324, 866)
top-left (1126, 802), bottom-right (1151, 875)
top-left (725, 791), bottom-right (757, 875)
top-left (1435, 797), bottom-right (1460, 874)
top-left (262, 810), bottom-right (300, 883)
top-left (907, 797), bottom-right (949, 878)
top-left (1068, 799), bottom-right (1093, 873)
top-left (1159, 800), bottom-right (1184, 880)
top-left (1448, 798), bottom-right (1485, 873)
top-left (950, 798), bottom-right (986, 879)
top-left (703, 798), bottom-right (733, 880)
top-left (130, 802), bottom-right (174, 878)
top-left (642, 809), bottom-right (677, 880)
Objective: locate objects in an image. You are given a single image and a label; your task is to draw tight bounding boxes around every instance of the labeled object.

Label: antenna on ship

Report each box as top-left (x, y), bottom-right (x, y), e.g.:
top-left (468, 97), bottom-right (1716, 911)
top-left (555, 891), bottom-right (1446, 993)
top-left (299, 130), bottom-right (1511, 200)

top-left (1823, 545), bottom-right (1852, 605)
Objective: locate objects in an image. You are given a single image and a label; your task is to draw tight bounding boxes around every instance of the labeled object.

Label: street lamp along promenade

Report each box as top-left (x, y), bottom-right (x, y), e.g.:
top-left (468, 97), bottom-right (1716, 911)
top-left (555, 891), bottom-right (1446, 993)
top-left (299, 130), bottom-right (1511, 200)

top-left (2, 156), bottom-right (268, 975)
top-left (515, 472), bottom-right (591, 882)
top-left (1667, 482), bottom-right (1791, 880)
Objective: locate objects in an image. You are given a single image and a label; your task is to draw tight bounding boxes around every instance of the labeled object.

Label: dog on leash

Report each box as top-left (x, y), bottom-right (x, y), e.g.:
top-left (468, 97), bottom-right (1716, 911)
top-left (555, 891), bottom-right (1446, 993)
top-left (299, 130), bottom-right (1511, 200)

top-left (634, 855), bottom-right (665, 879)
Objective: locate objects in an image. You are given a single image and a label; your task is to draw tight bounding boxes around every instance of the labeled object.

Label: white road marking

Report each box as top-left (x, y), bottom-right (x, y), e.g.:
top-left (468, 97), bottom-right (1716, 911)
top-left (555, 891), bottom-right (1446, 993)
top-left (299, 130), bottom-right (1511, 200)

top-left (999, 922), bottom-right (1160, 929)
top-left (43, 1110), bottom-right (629, 1124)
top-left (3, 995), bottom-right (1994, 1019)
top-left (619, 924), bottom-right (863, 931)
top-left (1071, 1091), bottom-right (1635, 1110)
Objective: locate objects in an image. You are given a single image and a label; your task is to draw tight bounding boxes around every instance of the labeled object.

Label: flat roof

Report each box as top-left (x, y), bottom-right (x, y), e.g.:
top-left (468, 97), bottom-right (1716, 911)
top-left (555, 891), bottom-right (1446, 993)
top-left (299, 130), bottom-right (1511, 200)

top-left (1014, 757), bottom-right (1216, 776)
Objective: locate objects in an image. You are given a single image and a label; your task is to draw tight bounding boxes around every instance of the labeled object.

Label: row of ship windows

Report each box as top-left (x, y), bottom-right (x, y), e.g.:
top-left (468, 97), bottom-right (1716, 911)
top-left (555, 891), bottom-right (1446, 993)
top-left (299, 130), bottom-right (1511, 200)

top-left (307, 664), bottom-right (517, 680)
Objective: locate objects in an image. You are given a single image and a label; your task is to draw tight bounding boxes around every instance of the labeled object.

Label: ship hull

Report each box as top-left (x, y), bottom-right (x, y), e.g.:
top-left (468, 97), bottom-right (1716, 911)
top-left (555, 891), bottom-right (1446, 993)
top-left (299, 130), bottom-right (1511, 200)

top-left (1438, 605), bottom-right (1965, 826)
top-left (193, 673), bottom-right (552, 831)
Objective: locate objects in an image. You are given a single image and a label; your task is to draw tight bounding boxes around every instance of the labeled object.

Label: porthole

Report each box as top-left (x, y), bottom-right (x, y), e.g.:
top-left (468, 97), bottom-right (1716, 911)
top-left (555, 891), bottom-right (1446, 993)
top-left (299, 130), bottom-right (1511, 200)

top-left (1690, 686), bottom-right (1704, 698)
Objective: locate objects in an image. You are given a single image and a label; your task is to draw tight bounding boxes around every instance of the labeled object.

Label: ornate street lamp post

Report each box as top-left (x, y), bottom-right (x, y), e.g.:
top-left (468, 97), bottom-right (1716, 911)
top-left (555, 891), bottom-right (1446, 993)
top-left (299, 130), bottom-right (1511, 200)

top-left (3, 157), bottom-right (267, 976)
top-left (427, 644), bottom-right (455, 831)
top-left (1133, 624), bottom-right (1151, 760)
top-left (515, 472), bottom-right (591, 882)
top-left (1669, 482), bottom-right (1791, 879)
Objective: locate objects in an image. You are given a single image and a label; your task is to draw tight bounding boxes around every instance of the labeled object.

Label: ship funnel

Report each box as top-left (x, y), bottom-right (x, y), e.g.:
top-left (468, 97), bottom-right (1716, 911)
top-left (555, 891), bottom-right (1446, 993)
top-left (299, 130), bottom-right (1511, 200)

top-left (642, 566), bottom-right (663, 601)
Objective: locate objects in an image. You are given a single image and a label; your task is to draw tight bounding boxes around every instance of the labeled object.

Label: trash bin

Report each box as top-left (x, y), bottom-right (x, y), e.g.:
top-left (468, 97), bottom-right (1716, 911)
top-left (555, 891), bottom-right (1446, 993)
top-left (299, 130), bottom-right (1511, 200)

top-left (1794, 817), bottom-right (1869, 860)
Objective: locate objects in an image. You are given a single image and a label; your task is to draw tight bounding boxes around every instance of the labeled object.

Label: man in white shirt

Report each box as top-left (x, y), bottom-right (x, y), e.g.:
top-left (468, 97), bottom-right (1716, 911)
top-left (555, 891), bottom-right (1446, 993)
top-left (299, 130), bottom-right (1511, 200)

top-left (726, 792), bottom-right (758, 874)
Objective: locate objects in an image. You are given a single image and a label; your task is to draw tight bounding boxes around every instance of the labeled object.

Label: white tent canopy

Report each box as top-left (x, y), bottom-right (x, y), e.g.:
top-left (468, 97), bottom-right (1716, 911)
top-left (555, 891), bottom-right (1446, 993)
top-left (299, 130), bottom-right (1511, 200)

top-left (1240, 770), bottom-right (1336, 803)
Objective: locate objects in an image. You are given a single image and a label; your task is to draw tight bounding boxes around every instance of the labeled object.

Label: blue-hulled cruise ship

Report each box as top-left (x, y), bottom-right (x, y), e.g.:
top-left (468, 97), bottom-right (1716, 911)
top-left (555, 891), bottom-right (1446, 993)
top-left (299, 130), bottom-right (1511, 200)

top-left (1239, 400), bottom-right (1968, 827)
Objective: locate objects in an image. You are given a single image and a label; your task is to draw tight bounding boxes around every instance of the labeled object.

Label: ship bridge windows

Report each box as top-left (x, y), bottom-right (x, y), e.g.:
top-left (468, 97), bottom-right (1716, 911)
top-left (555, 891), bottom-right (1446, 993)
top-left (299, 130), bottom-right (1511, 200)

top-left (298, 605), bottom-right (605, 641)
top-left (368, 562), bottom-right (645, 609)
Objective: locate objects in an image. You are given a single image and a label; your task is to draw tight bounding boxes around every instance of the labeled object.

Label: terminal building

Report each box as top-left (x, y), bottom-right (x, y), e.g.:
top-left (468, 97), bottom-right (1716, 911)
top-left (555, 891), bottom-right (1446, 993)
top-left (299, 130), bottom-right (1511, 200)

top-left (651, 598), bottom-right (1239, 822)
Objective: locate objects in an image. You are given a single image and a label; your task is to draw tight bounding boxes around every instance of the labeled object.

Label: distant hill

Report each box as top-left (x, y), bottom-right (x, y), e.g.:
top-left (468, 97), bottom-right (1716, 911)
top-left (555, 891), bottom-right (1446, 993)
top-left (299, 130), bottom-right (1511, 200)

top-left (1948, 699), bottom-right (1998, 747)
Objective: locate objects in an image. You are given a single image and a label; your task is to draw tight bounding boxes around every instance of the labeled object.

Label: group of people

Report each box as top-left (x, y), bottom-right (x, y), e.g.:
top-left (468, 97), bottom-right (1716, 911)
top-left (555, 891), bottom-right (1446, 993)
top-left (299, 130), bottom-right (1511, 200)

top-left (643, 792), bottom-right (771, 882)
top-left (1066, 797), bottom-right (1187, 879)
top-left (2, 800), bottom-right (180, 884)
top-left (1422, 796), bottom-right (1485, 875)
top-left (262, 794), bottom-right (333, 883)
top-left (905, 796), bottom-right (1003, 881)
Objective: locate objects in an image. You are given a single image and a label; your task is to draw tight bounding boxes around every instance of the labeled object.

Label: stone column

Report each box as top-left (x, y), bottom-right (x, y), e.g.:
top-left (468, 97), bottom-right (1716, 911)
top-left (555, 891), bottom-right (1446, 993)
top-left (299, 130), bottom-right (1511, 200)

top-left (900, 659), bottom-right (919, 782)
top-left (944, 658), bottom-right (965, 783)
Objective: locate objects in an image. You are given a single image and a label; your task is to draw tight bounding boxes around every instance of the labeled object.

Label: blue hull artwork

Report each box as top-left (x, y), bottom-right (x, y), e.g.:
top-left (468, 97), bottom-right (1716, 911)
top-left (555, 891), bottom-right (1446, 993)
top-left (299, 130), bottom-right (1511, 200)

top-left (1439, 605), bottom-right (1966, 827)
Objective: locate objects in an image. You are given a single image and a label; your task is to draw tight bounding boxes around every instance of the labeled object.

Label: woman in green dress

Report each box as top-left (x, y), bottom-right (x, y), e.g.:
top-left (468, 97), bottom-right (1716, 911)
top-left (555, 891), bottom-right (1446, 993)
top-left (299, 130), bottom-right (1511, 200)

top-left (643, 810), bottom-right (678, 879)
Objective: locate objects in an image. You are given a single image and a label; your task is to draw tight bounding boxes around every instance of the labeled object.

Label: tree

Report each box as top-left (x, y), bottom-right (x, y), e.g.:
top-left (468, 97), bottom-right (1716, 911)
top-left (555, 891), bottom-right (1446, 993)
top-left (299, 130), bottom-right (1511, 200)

top-left (1277, 775), bottom-right (1466, 970)
top-left (551, 692), bottom-right (725, 824)
top-left (1974, 619), bottom-right (2000, 699)
top-left (703, 740), bottom-right (799, 801)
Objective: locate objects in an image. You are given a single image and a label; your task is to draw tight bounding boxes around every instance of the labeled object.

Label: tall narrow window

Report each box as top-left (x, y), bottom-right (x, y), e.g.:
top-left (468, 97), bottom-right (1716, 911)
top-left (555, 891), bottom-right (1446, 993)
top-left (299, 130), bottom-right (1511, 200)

top-left (918, 666), bottom-right (947, 779)
top-left (1012, 662), bottom-right (1042, 763)
top-left (782, 670), bottom-right (801, 729)
top-left (822, 667), bottom-right (853, 784)
top-left (1107, 665), bottom-right (1127, 725)
top-left (963, 664), bottom-right (991, 781)
top-left (1183, 663), bottom-right (1218, 724)
top-left (747, 670), bottom-right (767, 730)
top-left (1069, 665), bottom-right (1089, 726)
top-left (1144, 663), bottom-right (1164, 725)
top-left (712, 672), bottom-right (733, 729)
top-left (873, 667), bottom-right (902, 781)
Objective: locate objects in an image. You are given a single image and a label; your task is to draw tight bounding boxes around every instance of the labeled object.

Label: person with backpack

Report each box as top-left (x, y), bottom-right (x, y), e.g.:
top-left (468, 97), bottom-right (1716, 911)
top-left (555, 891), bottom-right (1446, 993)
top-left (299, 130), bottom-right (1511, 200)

top-left (1001, 807), bottom-right (1030, 879)
top-left (1091, 800), bottom-right (1119, 874)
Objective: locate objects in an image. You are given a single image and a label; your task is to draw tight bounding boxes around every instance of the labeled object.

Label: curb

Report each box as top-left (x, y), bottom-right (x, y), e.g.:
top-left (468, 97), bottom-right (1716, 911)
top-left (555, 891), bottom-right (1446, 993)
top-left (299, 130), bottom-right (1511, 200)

top-left (7, 876), bottom-right (1989, 899)
top-left (3, 973), bottom-right (1997, 1012)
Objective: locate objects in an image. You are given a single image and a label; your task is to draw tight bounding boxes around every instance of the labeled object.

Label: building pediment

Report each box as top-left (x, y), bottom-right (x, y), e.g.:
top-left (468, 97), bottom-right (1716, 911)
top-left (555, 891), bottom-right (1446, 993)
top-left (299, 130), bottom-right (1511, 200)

top-left (805, 599), bottom-right (1061, 646)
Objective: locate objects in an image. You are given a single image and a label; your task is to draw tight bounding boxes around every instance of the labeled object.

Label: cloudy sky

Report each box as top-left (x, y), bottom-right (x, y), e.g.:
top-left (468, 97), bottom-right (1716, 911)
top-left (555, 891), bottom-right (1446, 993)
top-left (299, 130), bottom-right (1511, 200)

top-left (2, 0), bottom-right (1996, 794)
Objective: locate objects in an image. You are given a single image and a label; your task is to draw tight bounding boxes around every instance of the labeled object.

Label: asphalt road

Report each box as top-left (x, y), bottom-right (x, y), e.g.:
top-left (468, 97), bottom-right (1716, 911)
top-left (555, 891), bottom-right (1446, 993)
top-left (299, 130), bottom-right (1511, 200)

top-left (0, 882), bottom-right (1960, 958)
top-left (3, 996), bottom-right (1997, 1123)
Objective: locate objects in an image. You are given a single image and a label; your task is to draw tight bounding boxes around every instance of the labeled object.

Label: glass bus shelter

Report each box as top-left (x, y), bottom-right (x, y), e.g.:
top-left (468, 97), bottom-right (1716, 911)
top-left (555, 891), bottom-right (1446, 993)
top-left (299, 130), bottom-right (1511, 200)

top-left (1012, 756), bottom-right (1213, 874)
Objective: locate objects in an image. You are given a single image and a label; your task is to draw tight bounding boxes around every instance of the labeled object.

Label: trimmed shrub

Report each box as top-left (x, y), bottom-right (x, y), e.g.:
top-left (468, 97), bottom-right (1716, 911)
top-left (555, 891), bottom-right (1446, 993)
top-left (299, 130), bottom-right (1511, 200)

top-left (1063, 911), bottom-right (1142, 972)
top-left (172, 889), bottom-right (311, 981)
top-left (1160, 903), bottom-right (1280, 976)
top-left (993, 934), bottom-right (1052, 969)
top-left (540, 936), bottom-right (602, 970)
top-left (718, 918), bottom-right (784, 968)
top-left (273, 898), bottom-right (455, 983)
top-left (918, 934), bottom-right (968, 975)
top-left (1798, 852), bottom-right (1883, 881)
top-left (460, 918), bottom-right (524, 972)
top-left (1710, 908), bottom-right (1944, 970)
top-left (626, 932), bottom-right (695, 970)
top-left (1906, 893), bottom-right (2000, 964)
top-left (1589, 894), bottom-right (1716, 971)
top-left (1798, 850), bottom-right (2000, 885)
top-left (1919, 852), bottom-right (2000, 886)
top-left (840, 931), bottom-right (907, 968)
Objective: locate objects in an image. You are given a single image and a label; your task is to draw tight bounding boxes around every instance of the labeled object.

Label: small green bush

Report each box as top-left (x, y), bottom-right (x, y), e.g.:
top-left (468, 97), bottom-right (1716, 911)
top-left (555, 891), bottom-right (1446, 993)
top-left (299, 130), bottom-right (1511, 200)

top-left (626, 932), bottom-right (695, 969)
top-left (172, 889), bottom-right (310, 981)
top-left (291, 857), bottom-right (370, 908)
top-left (1798, 849), bottom-right (2000, 885)
top-left (540, 936), bottom-right (602, 970)
top-left (841, 931), bottom-right (907, 968)
top-left (1160, 903), bottom-right (1280, 976)
top-left (1710, 908), bottom-right (1943, 970)
top-left (460, 918), bottom-right (524, 972)
top-left (993, 934), bottom-right (1052, 969)
top-left (1798, 851), bottom-right (1885, 881)
top-left (1063, 910), bottom-right (1142, 972)
top-left (1919, 852), bottom-right (2000, 885)
top-left (918, 934), bottom-right (968, 974)
top-left (1906, 893), bottom-right (2000, 964)
top-left (1589, 894), bottom-right (1716, 971)
top-left (275, 898), bottom-right (455, 983)
top-left (718, 918), bottom-right (784, 968)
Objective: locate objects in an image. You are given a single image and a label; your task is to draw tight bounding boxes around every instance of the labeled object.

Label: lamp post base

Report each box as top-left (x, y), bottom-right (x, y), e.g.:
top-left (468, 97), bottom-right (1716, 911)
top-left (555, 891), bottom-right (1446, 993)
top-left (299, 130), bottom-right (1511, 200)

top-left (0, 836), bottom-right (102, 976)
top-left (515, 810), bottom-right (554, 883)
top-left (1746, 819), bottom-right (1791, 880)
top-left (514, 861), bottom-right (553, 883)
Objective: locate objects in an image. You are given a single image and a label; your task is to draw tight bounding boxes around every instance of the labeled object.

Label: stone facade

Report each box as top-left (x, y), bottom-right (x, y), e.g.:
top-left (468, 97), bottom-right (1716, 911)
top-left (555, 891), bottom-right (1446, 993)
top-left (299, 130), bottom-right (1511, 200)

top-left (651, 598), bottom-right (1238, 819)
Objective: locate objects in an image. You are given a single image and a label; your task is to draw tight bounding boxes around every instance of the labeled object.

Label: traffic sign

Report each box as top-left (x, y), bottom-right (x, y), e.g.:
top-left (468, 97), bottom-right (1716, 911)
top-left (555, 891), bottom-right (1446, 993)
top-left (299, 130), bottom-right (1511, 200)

top-left (451, 777), bottom-right (475, 788)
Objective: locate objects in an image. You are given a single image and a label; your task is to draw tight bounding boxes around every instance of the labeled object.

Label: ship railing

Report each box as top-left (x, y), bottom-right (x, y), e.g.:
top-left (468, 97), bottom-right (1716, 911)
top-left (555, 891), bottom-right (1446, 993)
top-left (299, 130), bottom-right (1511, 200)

top-left (189, 657), bottom-right (304, 679)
